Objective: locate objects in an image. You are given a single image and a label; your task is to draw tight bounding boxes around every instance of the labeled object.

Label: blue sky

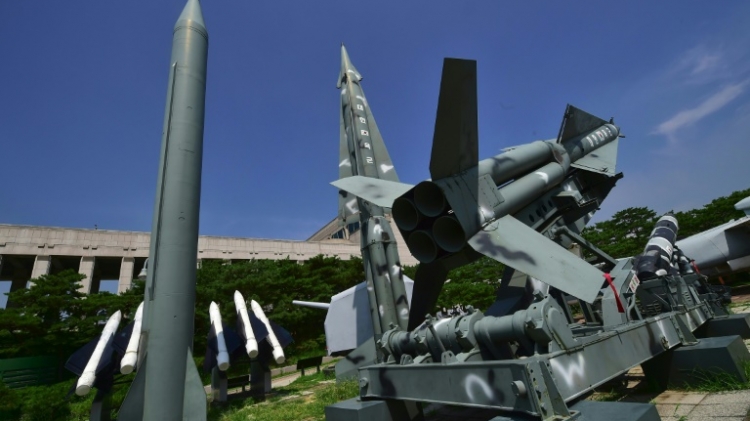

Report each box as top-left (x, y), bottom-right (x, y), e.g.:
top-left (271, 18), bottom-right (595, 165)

top-left (1, 1), bottom-right (749, 241)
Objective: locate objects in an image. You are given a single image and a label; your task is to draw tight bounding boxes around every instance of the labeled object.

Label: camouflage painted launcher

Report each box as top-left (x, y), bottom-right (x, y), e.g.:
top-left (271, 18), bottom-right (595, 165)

top-left (333, 59), bottom-right (624, 330)
top-left (326, 57), bottom-right (750, 421)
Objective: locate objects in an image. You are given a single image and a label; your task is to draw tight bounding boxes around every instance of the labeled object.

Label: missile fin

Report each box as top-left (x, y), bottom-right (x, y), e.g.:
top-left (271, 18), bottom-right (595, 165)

top-left (117, 356), bottom-right (147, 421)
top-left (364, 103), bottom-right (399, 182)
top-left (268, 320), bottom-right (294, 348)
top-left (222, 325), bottom-right (244, 358)
top-left (430, 58), bottom-right (478, 180)
top-left (407, 248), bottom-right (482, 330)
top-left (557, 104), bottom-right (608, 144)
top-left (183, 348), bottom-right (208, 420)
top-left (468, 215), bottom-right (603, 304)
top-left (113, 320), bottom-right (136, 355)
top-left (571, 138), bottom-right (619, 176)
top-left (337, 44), bottom-right (362, 89)
top-left (332, 176), bottom-right (413, 208)
top-left (64, 338), bottom-right (99, 376)
top-left (247, 311), bottom-right (270, 342)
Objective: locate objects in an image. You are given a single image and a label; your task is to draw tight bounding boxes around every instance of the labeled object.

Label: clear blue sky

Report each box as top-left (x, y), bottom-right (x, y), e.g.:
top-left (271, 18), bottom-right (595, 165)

top-left (1, 1), bottom-right (749, 241)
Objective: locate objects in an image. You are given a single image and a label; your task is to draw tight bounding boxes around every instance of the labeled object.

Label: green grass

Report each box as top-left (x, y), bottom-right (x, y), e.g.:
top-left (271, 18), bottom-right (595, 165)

top-left (207, 373), bottom-right (359, 421)
top-left (672, 360), bottom-right (750, 393)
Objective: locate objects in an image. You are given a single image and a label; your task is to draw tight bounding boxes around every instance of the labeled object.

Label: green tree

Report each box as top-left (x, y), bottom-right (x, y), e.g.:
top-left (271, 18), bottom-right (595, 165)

top-left (673, 187), bottom-right (750, 240)
top-left (0, 270), bottom-right (143, 361)
top-left (194, 256), bottom-right (364, 359)
top-left (582, 207), bottom-right (658, 258)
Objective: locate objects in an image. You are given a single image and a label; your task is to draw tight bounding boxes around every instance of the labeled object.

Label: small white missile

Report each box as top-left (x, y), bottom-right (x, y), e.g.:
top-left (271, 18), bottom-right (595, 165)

top-left (250, 300), bottom-right (285, 364)
top-left (76, 310), bottom-right (122, 396)
top-left (233, 291), bottom-right (258, 358)
top-left (120, 302), bottom-right (144, 374)
top-left (209, 301), bottom-right (230, 371)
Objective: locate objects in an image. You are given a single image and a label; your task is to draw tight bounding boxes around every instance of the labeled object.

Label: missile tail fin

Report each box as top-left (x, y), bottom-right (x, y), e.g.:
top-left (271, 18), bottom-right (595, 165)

top-left (117, 357), bottom-right (147, 421)
top-left (364, 104), bottom-right (399, 182)
top-left (332, 176), bottom-right (414, 209)
top-left (64, 338), bottom-right (100, 377)
top-left (468, 215), bottom-right (603, 304)
top-left (571, 138), bottom-right (619, 176)
top-left (557, 104), bottom-right (608, 144)
top-left (430, 58), bottom-right (478, 180)
top-left (406, 248), bottom-right (482, 330)
top-left (183, 348), bottom-right (207, 420)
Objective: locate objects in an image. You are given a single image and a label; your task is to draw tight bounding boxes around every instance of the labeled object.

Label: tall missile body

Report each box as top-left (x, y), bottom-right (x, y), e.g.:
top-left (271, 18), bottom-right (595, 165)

top-left (120, 0), bottom-right (208, 419)
top-left (337, 45), bottom-right (410, 338)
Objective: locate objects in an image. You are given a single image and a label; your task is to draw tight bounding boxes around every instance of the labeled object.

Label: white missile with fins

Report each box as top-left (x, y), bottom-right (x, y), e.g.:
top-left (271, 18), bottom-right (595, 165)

top-left (209, 302), bottom-right (230, 371)
top-left (76, 310), bottom-right (122, 396)
top-left (233, 291), bottom-right (258, 358)
top-left (120, 302), bottom-right (144, 374)
top-left (250, 300), bottom-right (285, 364)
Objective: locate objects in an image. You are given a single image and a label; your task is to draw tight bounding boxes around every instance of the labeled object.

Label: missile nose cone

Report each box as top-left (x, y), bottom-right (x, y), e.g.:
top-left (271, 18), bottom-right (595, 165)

top-left (337, 44), bottom-right (362, 88)
top-left (176, 0), bottom-right (207, 31)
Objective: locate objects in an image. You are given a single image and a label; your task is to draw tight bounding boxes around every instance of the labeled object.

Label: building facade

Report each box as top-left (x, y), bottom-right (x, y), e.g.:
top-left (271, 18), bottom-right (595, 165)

top-left (0, 219), bottom-right (417, 297)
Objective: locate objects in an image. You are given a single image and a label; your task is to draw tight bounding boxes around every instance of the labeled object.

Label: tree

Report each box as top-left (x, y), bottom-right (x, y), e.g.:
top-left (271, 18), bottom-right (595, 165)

top-left (0, 270), bottom-right (142, 361)
top-left (582, 207), bottom-right (658, 258)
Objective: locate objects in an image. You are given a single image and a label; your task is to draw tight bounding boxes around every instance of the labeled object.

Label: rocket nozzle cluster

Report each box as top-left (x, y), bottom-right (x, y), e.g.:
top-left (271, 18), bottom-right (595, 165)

top-left (394, 181), bottom-right (466, 263)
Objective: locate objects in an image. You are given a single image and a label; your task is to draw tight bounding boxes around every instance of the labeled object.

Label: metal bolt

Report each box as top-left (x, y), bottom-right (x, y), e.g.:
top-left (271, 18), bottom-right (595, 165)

top-left (511, 381), bottom-right (528, 398)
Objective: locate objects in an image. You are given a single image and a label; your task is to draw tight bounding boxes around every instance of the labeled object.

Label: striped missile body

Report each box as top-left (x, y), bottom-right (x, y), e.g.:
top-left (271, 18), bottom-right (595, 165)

top-left (636, 215), bottom-right (679, 279)
top-left (337, 45), bottom-right (410, 336)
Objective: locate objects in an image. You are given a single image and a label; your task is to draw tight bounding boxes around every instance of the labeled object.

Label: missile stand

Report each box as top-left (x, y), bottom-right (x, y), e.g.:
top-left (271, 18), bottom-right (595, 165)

top-left (328, 244), bottom-right (749, 421)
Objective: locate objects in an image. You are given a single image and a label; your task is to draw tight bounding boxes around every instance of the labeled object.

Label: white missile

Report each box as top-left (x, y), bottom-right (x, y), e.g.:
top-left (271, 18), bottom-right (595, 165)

top-left (250, 300), bottom-right (285, 364)
top-left (233, 291), bottom-right (258, 358)
top-left (120, 302), bottom-right (144, 374)
top-left (76, 310), bottom-right (122, 396)
top-left (209, 301), bottom-right (230, 371)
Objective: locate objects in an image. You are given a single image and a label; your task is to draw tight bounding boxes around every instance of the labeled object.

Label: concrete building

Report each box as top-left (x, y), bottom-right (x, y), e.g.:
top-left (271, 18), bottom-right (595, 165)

top-left (0, 219), bottom-right (417, 302)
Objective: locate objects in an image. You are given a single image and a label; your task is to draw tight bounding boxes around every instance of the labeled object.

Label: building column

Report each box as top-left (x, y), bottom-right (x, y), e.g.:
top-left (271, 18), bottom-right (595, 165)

top-left (30, 255), bottom-right (51, 285)
top-left (78, 256), bottom-right (96, 294)
top-left (118, 257), bottom-right (135, 294)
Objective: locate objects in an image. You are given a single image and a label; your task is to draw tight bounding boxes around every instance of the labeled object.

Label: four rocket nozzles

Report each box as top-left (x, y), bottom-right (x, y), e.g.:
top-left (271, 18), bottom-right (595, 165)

top-left (395, 181), bottom-right (468, 263)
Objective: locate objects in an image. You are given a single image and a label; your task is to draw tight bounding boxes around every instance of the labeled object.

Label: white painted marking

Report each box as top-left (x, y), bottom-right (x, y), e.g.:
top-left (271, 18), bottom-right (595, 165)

top-left (550, 353), bottom-right (586, 388)
top-left (356, 104), bottom-right (364, 111)
top-left (363, 142), bottom-right (371, 149)
top-left (534, 171), bottom-right (549, 185)
top-left (359, 117), bottom-right (366, 124)
top-left (366, 157), bottom-right (374, 164)
top-left (345, 199), bottom-right (358, 215)
top-left (464, 374), bottom-right (496, 403)
top-left (339, 158), bottom-right (351, 168)
top-left (380, 163), bottom-right (394, 173)
top-left (360, 129), bottom-right (369, 136)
